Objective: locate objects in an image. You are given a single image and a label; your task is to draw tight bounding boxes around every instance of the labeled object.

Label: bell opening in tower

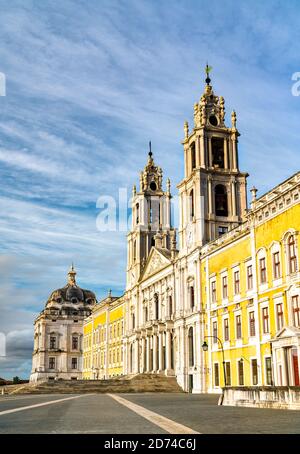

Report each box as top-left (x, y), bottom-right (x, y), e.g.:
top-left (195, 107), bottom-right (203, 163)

top-left (212, 137), bottom-right (224, 169)
top-left (191, 142), bottom-right (196, 170)
top-left (215, 184), bottom-right (228, 217)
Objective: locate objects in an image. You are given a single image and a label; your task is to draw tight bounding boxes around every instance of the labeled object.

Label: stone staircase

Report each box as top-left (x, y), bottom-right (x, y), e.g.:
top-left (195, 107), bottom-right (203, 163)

top-left (4, 374), bottom-right (183, 395)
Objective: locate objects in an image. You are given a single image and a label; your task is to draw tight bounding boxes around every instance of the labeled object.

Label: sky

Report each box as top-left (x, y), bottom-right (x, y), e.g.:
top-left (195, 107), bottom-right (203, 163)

top-left (0, 0), bottom-right (299, 379)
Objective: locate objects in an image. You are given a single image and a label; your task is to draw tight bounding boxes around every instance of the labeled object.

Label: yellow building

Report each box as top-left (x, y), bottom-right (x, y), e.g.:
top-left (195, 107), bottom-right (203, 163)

top-left (201, 173), bottom-right (300, 392)
top-left (83, 292), bottom-right (125, 379)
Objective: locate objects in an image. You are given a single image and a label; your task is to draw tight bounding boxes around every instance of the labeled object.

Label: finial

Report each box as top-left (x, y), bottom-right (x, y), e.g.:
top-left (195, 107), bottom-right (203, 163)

top-left (108, 289), bottom-right (112, 298)
top-left (231, 110), bottom-right (237, 128)
top-left (205, 63), bottom-right (212, 85)
top-left (184, 121), bottom-right (189, 139)
top-left (68, 263), bottom-right (76, 285)
top-left (132, 184), bottom-right (136, 197)
top-left (69, 263), bottom-right (76, 274)
top-left (166, 177), bottom-right (171, 193)
top-left (148, 140), bottom-right (153, 159)
top-left (250, 186), bottom-right (258, 202)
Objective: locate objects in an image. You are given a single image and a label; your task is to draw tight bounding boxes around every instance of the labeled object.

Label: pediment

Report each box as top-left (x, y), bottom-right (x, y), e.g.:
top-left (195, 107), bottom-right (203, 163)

top-left (274, 326), bottom-right (300, 340)
top-left (140, 247), bottom-right (171, 281)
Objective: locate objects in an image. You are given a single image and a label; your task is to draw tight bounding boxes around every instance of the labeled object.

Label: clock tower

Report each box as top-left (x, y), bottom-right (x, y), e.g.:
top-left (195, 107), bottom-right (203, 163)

top-left (178, 67), bottom-right (248, 253)
top-left (126, 146), bottom-right (176, 290)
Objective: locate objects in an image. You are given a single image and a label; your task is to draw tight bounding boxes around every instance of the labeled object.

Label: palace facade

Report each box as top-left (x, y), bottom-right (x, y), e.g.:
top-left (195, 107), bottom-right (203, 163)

top-left (31, 72), bottom-right (300, 392)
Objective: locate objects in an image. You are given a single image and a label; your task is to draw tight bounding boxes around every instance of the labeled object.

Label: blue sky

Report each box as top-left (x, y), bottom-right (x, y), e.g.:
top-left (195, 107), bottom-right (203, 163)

top-left (0, 0), bottom-right (299, 379)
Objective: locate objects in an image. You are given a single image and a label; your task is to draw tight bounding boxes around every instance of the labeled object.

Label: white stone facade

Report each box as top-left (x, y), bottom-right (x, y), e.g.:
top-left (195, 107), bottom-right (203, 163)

top-left (30, 266), bottom-right (96, 382)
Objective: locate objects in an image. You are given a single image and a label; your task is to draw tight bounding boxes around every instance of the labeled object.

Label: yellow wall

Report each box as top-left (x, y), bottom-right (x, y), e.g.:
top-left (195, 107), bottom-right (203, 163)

top-left (83, 297), bottom-right (124, 379)
top-left (202, 203), bottom-right (300, 390)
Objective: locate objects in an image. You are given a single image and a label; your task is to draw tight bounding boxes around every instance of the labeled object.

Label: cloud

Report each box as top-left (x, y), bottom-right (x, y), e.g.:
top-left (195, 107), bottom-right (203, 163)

top-left (0, 0), bottom-right (299, 378)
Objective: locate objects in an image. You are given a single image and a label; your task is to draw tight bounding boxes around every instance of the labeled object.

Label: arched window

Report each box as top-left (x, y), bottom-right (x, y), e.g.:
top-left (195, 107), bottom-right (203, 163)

top-left (136, 203), bottom-right (139, 225)
top-left (288, 235), bottom-right (297, 274)
top-left (133, 240), bottom-right (137, 262)
top-left (215, 184), bottom-right (228, 217)
top-left (190, 189), bottom-right (194, 220)
top-left (131, 312), bottom-right (135, 329)
top-left (144, 305), bottom-right (148, 323)
top-left (191, 142), bottom-right (196, 171)
top-left (190, 286), bottom-right (195, 309)
top-left (149, 200), bottom-right (153, 223)
top-left (188, 327), bottom-right (194, 367)
top-left (154, 293), bottom-right (159, 320)
top-left (212, 137), bottom-right (224, 168)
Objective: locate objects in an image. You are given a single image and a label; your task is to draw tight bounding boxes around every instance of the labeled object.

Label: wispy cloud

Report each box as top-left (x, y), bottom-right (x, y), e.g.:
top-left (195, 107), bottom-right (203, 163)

top-left (0, 0), bottom-right (299, 378)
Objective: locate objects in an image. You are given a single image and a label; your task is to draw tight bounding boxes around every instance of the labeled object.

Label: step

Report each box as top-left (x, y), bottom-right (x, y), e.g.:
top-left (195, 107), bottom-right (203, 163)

top-left (8, 374), bottom-right (183, 395)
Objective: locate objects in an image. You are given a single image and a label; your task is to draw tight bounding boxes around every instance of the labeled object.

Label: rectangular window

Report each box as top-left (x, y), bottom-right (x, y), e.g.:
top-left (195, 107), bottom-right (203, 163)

top-left (265, 357), bottom-right (273, 385)
top-left (251, 359), bottom-right (258, 385)
top-left (225, 362), bottom-right (231, 386)
top-left (262, 307), bottom-right (269, 334)
top-left (218, 226), bottom-right (228, 236)
top-left (238, 360), bottom-right (244, 385)
top-left (247, 265), bottom-right (253, 290)
top-left (211, 281), bottom-right (216, 303)
top-left (71, 357), bottom-right (78, 370)
top-left (224, 318), bottom-right (229, 342)
top-left (234, 271), bottom-right (240, 295)
top-left (169, 296), bottom-right (173, 317)
top-left (236, 314), bottom-right (242, 339)
top-left (50, 336), bottom-right (56, 350)
top-left (49, 357), bottom-right (55, 370)
top-left (212, 321), bottom-right (218, 343)
top-left (214, 363), bottom-right (220, 387)
top-left (249, 311), bottom-right (256, 337)
top-left (222, 276), bottom-right (228, 299)
top-left (276, 303), bottom-right (284, 330)
top-left (273, 252), bottom-right (281, 279)
top-left (259, 257), bottom-right (267, 284)
top-left (72, 336), bottom-right (78, 350)
top-left (292, 295), bottom-right (300, 327)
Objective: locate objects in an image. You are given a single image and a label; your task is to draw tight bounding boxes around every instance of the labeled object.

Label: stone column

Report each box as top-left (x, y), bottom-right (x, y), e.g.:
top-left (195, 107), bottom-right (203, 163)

top-left (166, 330), bottom-right (172, 373)
top-left (158, 332), bottom-right (164, 372)
top-left (146, 336), bottom-right (150, 372)
top-left (224, 138), bottom-right (228, 169)
top-left (195, 135), bottom-right (200, 168)
top-left (208, 176), bottom-right (213, 216)
top-left (134, 339), bottom-right (139, 374)
top-left (153, 335), bottom-right (158, 372)
top-left (200, 133), bottom-right (205, 168)
top-left (141, 337), bottom-right (146, 373)
top-left (231, 136), bottom-right (237, 171)
top-left (231, 179), bottom-right (237, 217)
top-left (208, 138), bottom-right (212, 167)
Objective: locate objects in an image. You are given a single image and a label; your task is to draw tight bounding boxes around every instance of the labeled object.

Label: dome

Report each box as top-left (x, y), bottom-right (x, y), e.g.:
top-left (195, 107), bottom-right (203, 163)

top-left (45, 265), bottom-right (97, 308)
top-left (66, 285), bottom-right (84, 302)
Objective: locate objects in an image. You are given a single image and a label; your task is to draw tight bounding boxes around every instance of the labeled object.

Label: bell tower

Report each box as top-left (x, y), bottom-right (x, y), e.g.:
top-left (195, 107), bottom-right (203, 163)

top-left (126, 145), bottom-right (176, 290)
top-left (178, 66), bottom-right (248, 252)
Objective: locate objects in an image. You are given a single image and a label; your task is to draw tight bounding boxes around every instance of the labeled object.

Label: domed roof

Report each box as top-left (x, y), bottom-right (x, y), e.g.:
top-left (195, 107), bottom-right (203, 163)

top-left (66, 285), bottom-right (84, 302)
top-left (46, 265), bottom-right (96, 307)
